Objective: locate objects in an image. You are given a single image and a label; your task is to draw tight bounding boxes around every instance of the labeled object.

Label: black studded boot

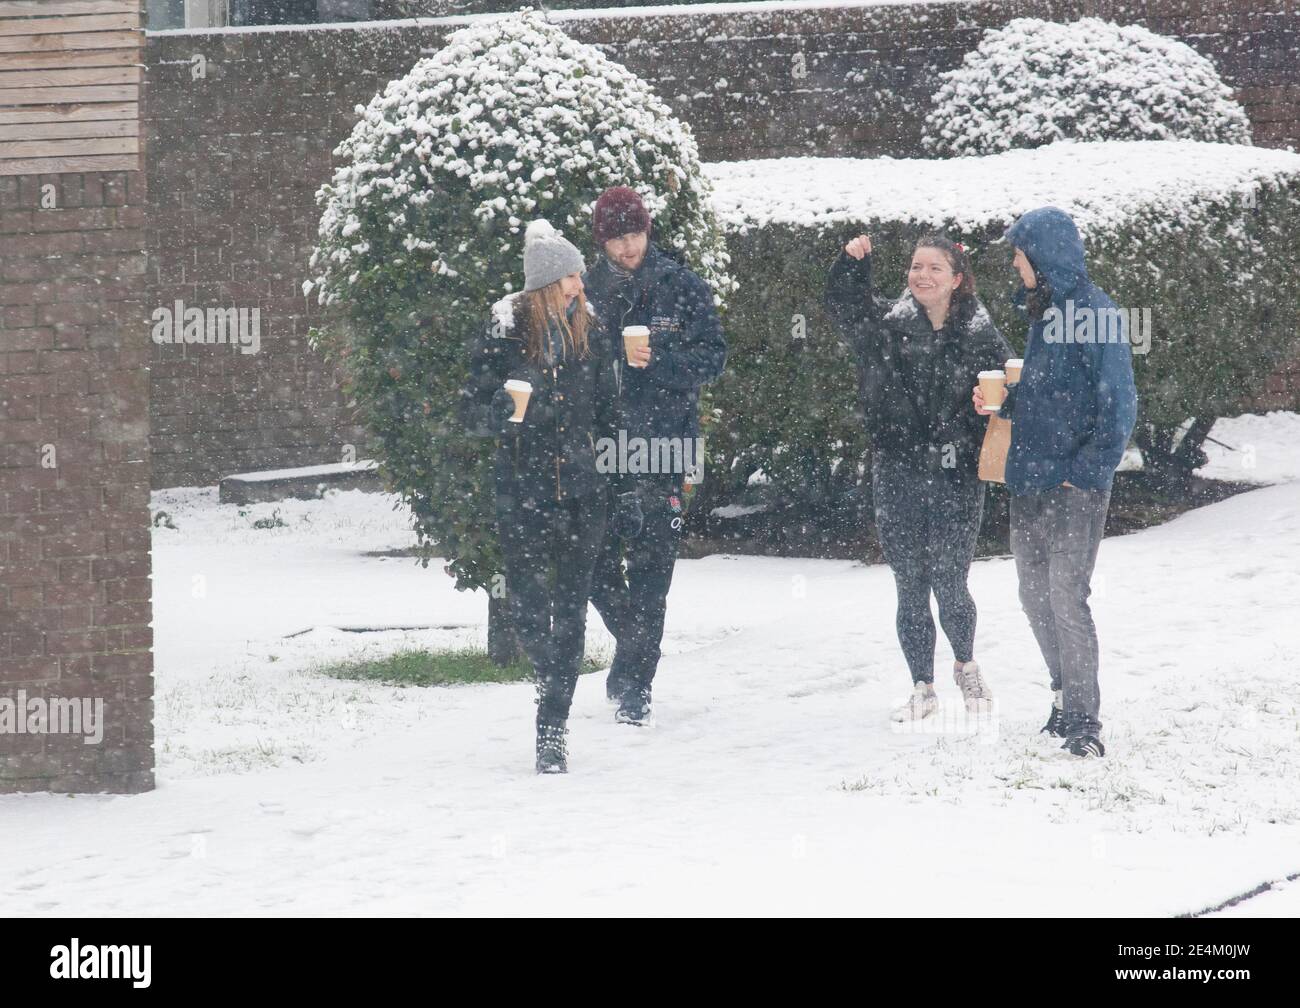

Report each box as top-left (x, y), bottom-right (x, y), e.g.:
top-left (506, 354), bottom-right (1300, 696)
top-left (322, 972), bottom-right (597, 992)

top-left (535, 717), bottom-right (568, 774)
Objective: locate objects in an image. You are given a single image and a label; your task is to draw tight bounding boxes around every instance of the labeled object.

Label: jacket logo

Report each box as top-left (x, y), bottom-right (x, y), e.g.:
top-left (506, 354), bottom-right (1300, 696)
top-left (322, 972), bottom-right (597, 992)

top-left (650, 314), bottom-right (682, 333)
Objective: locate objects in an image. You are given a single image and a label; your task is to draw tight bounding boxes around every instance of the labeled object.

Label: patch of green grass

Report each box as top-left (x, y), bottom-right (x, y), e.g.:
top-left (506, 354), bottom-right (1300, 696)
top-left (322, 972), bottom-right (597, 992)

top-left (318, 648), bottom-right (601, 688)
top-left (250, 507), bottom-right (287, 530)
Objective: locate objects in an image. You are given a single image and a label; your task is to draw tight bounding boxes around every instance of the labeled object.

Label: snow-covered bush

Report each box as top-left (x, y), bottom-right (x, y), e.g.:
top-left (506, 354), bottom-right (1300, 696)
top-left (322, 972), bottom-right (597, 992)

top-left (703, 140), bottom-right (1300, 506)
top-left (306, 9), bottom-right (732, 596)
top-left (924, 18), bottom-right (1252, 158)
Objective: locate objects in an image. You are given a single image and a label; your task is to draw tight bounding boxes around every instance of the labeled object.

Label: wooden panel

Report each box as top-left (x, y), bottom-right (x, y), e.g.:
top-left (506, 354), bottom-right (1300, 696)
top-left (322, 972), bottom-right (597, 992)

top-left (0, 46), bottom-right (141, 69)
top-left (0, 134), bottom-right (135, 157)
top-left (0, 116), bottom-right (137, 140)
top-left (0, 82), bottom-right (138, 103)
top-left (0, 2), bottom-right (140, 15)
top-left (0, 29), bottom-right (140, 52)
top-left (0, 151), bottom-right (139, 173)
top-left (0, 14), bottom-right (140, 36)
top-left (0, 64), bottom-right (140, 87)
top-left (0, 5), bottom-right (141, 176)
top-left (0, 100), bottom-right (135, 124)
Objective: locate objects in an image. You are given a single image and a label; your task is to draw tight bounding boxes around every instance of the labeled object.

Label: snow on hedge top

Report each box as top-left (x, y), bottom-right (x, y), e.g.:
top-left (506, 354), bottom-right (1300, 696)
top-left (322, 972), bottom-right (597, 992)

top-left (705, 140), bottom-right (1300, 236)
top-left (924, 18), bottom-right (1252, 157)
top-left (307, 8), bottom-right (731, 307)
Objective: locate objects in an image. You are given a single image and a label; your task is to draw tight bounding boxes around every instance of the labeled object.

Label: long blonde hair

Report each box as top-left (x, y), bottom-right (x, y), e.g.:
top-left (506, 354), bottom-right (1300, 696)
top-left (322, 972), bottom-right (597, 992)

top-left (520, 281), bottom-right (590, 363)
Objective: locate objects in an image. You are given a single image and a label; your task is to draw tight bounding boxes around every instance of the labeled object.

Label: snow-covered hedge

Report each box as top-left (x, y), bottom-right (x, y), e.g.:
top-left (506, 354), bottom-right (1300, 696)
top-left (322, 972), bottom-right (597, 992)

top-left (305, 9), bottom-right (731, 592)
top-left (924, 18), bottom-right (1252, 158)
top-left (704, 140), bottom-right (1300, 505)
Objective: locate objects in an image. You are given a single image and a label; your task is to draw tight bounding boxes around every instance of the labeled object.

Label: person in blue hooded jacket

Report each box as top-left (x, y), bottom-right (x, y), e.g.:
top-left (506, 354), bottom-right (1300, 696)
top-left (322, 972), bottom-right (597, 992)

top-left (973, 207), bottom-right (1137, 758)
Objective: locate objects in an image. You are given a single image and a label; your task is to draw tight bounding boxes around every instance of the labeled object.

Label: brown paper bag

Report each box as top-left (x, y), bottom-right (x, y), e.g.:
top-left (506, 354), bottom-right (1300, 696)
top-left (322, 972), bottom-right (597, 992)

top-left (978, 415), bottom-right (1012, 484)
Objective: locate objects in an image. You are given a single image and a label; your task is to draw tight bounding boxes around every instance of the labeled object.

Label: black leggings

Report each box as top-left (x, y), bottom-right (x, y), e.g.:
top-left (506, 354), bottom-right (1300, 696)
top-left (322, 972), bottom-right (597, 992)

top-left (871, 456), bottom-right (985, 684)
top-left (497, 490), bottom-right (606, 725)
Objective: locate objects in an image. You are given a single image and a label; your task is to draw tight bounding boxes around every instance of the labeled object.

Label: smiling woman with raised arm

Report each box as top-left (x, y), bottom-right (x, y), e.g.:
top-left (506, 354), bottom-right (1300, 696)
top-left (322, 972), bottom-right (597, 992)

top-left (826, 233), bottom-right (1012, 723)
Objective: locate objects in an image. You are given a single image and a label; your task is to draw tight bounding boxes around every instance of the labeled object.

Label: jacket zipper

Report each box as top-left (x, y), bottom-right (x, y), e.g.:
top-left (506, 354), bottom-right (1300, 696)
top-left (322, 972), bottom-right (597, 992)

top-left (553, 366), bottom-right (562, 502)
top-left (615, 281), bottom-right (652, 387)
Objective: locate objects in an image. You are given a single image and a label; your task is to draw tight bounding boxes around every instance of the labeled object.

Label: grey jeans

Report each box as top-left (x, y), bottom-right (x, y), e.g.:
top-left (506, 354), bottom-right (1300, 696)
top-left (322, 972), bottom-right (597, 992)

top-left (1010, 485), bottom-right (1111, 736)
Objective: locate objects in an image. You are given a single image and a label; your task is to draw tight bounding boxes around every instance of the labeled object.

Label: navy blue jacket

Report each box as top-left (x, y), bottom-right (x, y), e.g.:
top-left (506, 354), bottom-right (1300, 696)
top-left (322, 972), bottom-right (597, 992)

top-left (583, 245), bottom-right (726, 445)
top-left (1002, 207), bottom-right (1138, 494)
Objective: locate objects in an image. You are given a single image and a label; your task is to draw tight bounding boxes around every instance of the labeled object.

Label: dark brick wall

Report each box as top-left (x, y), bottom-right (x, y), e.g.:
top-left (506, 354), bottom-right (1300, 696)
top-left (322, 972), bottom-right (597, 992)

top-left (0, 169), bottom-right (155, 794)
top-left (143, 1), bottom-right (1300, 487)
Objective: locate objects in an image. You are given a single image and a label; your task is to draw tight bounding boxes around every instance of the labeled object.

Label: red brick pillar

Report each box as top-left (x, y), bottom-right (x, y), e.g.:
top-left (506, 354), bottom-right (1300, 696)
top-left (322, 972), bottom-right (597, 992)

top-left (1, 1), bottom-right (153, 793)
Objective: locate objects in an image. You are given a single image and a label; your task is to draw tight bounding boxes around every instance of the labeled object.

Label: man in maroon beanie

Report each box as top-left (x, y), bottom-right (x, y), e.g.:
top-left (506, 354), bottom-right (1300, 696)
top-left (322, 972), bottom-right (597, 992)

top-left (585, 185), bottom-right (727, 726)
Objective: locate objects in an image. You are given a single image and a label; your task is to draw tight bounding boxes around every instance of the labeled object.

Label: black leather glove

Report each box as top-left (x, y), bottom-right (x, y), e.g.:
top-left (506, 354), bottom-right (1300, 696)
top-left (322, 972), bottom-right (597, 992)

top-left (490, 387), bottom-right (519, 432)
top-left (613, 491), bottom-right (644, 539)
top-left (1001, 382), bottom-right (1018, 420)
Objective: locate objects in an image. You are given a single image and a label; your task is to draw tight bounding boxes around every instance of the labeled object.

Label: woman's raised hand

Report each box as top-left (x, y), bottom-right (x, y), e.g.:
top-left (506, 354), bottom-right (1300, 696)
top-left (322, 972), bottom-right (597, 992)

top-left (844, 234), bottom-right (872, 260)
top-left (972, 384), bottom-right (994, 416)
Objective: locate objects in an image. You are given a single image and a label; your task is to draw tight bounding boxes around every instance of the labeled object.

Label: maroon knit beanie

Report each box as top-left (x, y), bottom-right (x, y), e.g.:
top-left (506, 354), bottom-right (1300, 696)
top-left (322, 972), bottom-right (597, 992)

top-left (592, 186), bottom-right (652, 246)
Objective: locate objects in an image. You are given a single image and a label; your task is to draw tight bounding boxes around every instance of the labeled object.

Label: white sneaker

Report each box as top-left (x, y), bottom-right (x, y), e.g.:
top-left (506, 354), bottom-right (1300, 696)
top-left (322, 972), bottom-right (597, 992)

top-left (954, 660), bottom-right (993, 715)
top-left (891, 682), bottom-right (938, 722)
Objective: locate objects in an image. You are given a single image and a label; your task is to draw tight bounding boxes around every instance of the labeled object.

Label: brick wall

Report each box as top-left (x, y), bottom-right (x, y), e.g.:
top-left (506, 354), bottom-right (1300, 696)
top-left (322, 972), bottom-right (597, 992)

top-left (143, 0), bottom-right (1300, 486)
top-left (0, 168), bottom-right (155, 793)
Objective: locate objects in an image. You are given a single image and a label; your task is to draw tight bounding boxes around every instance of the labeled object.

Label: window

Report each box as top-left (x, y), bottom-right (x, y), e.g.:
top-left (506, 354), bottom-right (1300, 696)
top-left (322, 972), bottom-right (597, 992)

top-left (146, 1), bottom-right (374, 29)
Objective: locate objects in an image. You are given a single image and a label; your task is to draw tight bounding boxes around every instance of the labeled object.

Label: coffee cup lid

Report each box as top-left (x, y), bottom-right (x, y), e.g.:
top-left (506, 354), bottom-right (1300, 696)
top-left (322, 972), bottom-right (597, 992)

top-left (1005, 358), bottom-right (1024, 367)
top-left (623, 325), bottom-right (650, 337)
top-left (978, 370), bottom-right (1006, 379)
top-left (504, 379), bottom-right (532, 392)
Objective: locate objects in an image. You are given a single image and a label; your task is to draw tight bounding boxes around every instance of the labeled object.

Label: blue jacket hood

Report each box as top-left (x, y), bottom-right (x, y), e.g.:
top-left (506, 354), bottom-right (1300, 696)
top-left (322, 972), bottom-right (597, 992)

top-left (1005, 206), bottom-right (1087, 297)
top-left (1000, 207), bottom-right (1138, 494)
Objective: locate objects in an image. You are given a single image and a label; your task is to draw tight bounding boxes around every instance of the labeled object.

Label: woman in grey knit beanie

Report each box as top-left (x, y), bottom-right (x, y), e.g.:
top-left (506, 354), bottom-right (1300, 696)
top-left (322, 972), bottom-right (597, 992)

top-left (462, 218), bottom-right (625, 775)
top-left (524, 218), bottom-right (586, 292)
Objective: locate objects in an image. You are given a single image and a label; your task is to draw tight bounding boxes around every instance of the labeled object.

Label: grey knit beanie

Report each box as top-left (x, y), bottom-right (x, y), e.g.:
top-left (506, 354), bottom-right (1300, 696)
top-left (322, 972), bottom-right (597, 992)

top-left (522, 219), bottom-right (585, 292)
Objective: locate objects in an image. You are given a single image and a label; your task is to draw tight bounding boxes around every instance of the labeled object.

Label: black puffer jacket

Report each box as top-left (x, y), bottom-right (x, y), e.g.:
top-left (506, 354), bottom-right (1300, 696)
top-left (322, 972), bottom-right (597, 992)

top-left (824, 250), bottom-right (1011, 475)
top-left (583, 244), bottom-right (726, 444)
top-left (462, 295), bottom-right (619, 506)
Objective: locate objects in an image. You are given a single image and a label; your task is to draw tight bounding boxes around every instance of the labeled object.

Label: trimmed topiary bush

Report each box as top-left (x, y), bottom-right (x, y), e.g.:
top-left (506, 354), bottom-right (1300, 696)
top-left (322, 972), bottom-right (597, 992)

top-left (305, 9), bottom-right (732, 619)
top-left (924, 18), bottom-right (1252, 158)
top-left (702, 140), bottom-right (1300, 516)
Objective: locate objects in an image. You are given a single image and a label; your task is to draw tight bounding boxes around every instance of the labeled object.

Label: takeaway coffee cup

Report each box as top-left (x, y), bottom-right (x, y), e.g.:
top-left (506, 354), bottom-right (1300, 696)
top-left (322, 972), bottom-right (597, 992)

top-left (978, 369), bottom-right (1007, 412)
top-left (504, 379), bottom-right (532, 422)
top-left (623, 325), bottom-right (650, 366)
top-left (1005, 358), bottom-right (1024, 384)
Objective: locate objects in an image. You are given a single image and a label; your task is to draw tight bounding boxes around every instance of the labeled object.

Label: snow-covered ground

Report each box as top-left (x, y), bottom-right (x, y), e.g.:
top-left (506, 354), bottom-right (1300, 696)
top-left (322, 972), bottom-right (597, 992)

top-left (3, 415), bottom-right (1299, 916)
top-left (1196, 411), bottom-right (1300, 485)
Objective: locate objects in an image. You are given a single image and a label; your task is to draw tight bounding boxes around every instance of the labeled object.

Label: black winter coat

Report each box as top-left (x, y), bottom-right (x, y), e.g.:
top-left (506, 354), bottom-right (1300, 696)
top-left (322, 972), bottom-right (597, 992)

top-left (583, 245), bottom-right (726, 444)
top-left (824, 250), bottom-right (1011, 476)
top-left (462, 295), bottom-right (619, 507)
